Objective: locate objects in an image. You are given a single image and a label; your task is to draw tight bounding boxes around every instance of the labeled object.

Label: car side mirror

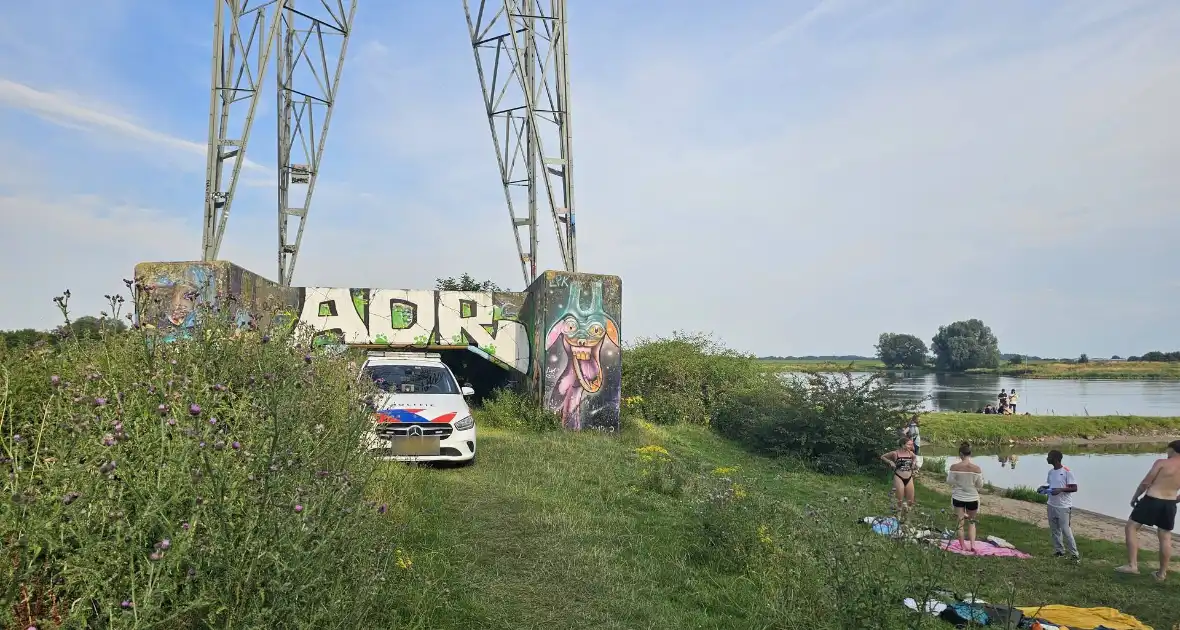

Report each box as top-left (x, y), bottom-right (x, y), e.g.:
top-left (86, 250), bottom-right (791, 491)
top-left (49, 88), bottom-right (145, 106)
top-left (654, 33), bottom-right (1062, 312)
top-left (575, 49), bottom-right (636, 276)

top-left (461, 386), bottom-right (475, 397)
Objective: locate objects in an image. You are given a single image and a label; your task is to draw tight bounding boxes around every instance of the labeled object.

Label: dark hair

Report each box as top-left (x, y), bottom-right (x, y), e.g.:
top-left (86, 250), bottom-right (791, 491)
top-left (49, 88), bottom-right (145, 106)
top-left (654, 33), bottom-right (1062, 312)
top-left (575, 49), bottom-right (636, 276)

top-left (1047, 450), bottom-right (1063, 463)
top-left (959, 442), bottom-right (972, 457)
top-left (1168, 440), bottom-right (1180, 453)
top-left (900, 437), bottom-right (912, 447)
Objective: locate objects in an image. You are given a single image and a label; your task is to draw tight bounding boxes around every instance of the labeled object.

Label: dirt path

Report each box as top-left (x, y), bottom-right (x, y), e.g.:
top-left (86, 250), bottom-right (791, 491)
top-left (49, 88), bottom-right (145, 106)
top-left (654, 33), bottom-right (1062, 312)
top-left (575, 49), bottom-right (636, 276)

top-left (918, 477), bottom-right (1176, 553)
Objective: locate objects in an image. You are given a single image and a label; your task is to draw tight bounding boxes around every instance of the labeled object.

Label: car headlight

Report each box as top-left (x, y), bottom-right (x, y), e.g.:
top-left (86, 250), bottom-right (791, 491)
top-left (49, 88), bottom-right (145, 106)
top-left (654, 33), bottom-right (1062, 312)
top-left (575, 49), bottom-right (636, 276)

top-left (452, 415), bottom-right (475, 431)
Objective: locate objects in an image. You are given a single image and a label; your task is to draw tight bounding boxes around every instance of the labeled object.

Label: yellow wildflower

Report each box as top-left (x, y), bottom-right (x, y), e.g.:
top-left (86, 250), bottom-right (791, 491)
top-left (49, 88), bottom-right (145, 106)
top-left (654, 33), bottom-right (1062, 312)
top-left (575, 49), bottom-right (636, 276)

top-left (712, 466), bottom-right (738, 476)
top-left (395, 548), bottom-right (413, 571)
top-left (732, 483), bottom-right (747, 499)
top-left (757, 524), bottom-right (773, 546)
top-left (635, 445), bottom-right (671, 462)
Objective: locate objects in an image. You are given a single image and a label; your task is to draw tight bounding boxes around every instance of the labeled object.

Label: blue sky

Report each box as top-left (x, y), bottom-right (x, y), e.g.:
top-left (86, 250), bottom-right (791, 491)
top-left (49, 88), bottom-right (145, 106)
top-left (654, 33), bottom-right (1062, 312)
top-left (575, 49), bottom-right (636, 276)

top-left (1, 0), bottom-right (1178, 358)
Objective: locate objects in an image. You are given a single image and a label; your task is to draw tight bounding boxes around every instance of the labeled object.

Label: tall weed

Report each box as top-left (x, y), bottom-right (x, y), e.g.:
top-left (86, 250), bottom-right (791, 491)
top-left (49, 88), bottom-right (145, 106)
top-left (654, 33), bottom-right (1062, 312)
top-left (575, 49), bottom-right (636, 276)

top-left (475, 388), bottom-right (561, 432)
top-left (1, 288), bottom-right (418, 629)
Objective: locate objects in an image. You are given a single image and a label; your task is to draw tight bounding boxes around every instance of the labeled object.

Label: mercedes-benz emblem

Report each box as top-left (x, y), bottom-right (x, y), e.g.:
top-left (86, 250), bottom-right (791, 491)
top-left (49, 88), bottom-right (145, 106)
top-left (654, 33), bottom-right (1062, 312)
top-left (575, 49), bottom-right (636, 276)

top-left (407, 425), bottom-right (423, 437)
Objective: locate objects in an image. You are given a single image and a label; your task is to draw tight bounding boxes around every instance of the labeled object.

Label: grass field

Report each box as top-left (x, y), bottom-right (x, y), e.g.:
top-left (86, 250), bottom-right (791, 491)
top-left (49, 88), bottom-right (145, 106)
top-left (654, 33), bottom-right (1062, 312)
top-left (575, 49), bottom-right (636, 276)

top-left (919, 411), bottom-right (1180, 445)
top-left (976, 361), bottom-right (1180, 380)
top-left (758, 358), bottom-right (890, 372)
top-left (365, 423), bottom-right (1173, 628)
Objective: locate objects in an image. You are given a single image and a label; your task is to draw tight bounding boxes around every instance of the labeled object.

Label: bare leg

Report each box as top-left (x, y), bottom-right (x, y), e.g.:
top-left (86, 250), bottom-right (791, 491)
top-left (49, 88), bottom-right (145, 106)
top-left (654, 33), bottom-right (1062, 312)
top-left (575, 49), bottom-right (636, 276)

top-left (954, 506), bottom-right (966, 549)
top-left (892, 476), bottom-right (906, 513)
top-left (904, 479), bottom-right (916, 508)
top-left (1156, 530), bottom-right (1172, 580)
top-left (966, 509), bottom-right (978, 551)
top-left (1116, 521), bottom-right (1141, 573)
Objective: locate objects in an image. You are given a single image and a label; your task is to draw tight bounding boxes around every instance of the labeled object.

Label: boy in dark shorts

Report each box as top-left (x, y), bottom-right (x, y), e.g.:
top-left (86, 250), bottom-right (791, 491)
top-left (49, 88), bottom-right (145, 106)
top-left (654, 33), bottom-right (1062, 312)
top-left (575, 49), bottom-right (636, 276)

top-left (1117, 439), bottom-right (1180, 581)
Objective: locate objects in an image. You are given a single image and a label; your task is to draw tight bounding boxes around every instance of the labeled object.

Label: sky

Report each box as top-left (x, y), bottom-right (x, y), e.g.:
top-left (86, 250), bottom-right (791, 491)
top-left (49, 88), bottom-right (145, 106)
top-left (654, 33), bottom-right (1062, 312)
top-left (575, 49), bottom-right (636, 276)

top-left (1, 0), bottom-right (1178, 359)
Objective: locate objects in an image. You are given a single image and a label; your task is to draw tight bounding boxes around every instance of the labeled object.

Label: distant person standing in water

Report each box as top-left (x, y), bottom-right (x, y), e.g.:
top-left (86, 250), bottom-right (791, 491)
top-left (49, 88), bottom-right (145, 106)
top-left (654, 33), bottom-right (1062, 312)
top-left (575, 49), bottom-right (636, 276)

top-left (881, 439), bottom-right (917, 514)
top-left (1117, 439), bottom-right (1180, 581)
top-left (1008, 389), bottom-right (1019, 413)
top-left (1039, 450), bottom-right (1080, 561)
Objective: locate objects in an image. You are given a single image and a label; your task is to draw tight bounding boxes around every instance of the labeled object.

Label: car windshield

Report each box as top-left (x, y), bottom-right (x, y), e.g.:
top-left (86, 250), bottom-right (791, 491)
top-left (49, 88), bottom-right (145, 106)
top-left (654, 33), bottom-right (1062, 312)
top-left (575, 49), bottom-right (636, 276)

top-left (365, 364), bottom-right (459, 395)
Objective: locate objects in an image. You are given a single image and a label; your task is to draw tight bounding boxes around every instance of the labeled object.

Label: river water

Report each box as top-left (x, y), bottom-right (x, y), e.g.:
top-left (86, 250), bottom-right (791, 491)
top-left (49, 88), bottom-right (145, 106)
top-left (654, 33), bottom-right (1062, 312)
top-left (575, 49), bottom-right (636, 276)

top-left (859, 372), bottom-right (1180, 416)
top-left (923, 449), bottom-right (1170, 519)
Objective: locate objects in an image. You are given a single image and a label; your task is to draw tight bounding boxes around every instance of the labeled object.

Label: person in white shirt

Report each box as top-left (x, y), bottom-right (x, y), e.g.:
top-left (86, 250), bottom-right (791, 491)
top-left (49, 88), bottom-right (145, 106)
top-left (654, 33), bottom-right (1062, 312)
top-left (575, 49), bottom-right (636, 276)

top-left (1039, 450), bottom-right (1080, 560)
top-left (947, 442), bottom-right (985, 552)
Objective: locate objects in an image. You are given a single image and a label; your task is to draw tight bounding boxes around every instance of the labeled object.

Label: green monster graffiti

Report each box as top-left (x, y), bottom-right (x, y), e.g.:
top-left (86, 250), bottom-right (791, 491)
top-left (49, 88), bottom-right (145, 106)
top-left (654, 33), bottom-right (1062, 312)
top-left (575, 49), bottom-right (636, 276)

top-left (545, 281), bottom-right (620, 430)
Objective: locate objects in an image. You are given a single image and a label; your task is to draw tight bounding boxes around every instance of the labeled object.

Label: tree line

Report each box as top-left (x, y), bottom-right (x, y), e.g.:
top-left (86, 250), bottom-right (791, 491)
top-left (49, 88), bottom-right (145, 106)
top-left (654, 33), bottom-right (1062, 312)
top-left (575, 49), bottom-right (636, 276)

top-left (875, 319), bottom-right (1002, 371)
top-left (1, 316), bottom-right (127, 351)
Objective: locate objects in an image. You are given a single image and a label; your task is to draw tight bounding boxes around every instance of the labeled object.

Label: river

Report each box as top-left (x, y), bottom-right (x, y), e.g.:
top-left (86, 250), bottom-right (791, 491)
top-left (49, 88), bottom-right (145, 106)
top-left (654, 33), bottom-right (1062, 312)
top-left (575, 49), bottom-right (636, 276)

top-left (923, 448), bottom-right (1172, 520)
top-left (857, 371), bottom-right (1180, 416)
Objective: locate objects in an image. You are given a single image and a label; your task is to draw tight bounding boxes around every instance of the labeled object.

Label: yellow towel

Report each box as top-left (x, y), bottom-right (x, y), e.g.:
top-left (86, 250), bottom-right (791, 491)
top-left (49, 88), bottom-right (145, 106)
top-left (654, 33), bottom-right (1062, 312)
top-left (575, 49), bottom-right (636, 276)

top-left (1015, 605), bottom-right (1152, 630)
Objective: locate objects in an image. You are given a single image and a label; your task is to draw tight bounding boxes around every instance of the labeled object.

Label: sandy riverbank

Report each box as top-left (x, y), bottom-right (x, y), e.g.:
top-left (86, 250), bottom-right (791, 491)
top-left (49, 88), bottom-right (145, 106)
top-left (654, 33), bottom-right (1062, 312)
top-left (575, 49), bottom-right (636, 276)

top-left (918, 476), bottom-right (1176, 553)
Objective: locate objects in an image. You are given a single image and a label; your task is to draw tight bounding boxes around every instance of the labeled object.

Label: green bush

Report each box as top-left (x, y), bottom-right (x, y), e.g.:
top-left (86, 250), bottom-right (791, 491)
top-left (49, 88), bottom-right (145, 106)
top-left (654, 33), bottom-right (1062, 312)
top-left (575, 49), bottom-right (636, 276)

top-left (712, 372), bottom-right (919, 474)
top-left (622, 332), bottom-right (767, 425)
top-left (1, 290), bottom-right (415, 629)
top-left (474, 388), bottom-right (561, 432)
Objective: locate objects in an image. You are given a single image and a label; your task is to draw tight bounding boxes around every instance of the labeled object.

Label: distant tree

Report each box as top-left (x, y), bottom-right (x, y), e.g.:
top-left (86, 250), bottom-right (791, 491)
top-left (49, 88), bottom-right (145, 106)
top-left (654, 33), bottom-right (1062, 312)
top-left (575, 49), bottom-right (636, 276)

top-left (1111, 355), bottom-right (1122, 360)
top-left (435, 273), bottom-right (503, 292)
top-left (1, 328), bottom-right (54, 350)
top-left (874, 333), bottom-right (928, 369)
top-left (930, 319), bottom-right (1001, 372)
top-left (52, 315), bottom-right (127, 342)
top-left (1008, 354), bottom-right (1024, 365)
top-left (1139, 350), bottom-right (1180, 362)
top-left (1078, 353), bottom-right (1090, 364)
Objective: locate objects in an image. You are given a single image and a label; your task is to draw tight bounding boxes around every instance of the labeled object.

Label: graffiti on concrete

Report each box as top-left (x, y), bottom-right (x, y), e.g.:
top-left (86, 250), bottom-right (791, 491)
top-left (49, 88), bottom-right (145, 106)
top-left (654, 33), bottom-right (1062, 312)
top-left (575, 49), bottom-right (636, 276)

top-left (133, 261), bottom-right (300, 341)
top-left (540, 276), bottom-right (622, 431)
top-left (299, 288), bottom-right (529, 373)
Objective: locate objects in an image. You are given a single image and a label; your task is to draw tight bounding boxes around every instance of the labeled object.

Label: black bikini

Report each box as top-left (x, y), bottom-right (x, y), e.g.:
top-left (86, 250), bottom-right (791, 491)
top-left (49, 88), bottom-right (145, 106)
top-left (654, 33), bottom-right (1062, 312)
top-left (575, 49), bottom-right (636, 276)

top-left (894, 454), bottom-right (915, 486)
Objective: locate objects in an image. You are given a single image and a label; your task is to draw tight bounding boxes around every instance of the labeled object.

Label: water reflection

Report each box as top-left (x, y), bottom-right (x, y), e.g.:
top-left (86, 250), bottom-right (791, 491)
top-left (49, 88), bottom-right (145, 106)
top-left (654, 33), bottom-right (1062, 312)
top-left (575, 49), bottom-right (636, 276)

top-left (925, 451), bottom-right (1165, 518)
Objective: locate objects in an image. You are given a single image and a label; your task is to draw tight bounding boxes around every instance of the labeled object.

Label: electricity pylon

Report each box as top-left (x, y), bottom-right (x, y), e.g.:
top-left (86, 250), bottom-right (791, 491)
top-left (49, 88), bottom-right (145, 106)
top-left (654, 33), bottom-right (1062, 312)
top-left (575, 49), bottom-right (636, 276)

top-left (464, 0), bottom-right (577, 284)
top-left (276, 0), bottom-right (358, 286)
top-left (202, 0), bottom-right (282, 262)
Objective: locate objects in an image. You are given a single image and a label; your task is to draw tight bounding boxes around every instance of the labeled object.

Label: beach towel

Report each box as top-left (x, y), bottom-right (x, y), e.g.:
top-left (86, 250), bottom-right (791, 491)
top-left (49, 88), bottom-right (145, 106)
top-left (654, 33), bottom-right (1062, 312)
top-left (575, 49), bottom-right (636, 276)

top-left (937, 539), bottom-right (1032, 558)
top-left (986, 535), bottom-right (1016, 549)
top-left (863, 516), bottom-right (900, 536)
top-left (1014, 605), bottom-right (1152, 630)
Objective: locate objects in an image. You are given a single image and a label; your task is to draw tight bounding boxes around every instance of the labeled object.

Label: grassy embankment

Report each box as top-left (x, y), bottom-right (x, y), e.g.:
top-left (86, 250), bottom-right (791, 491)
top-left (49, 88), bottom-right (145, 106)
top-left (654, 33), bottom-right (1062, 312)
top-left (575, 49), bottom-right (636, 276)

top-left (975, 360), bottom-right (1180, 380)
top-left (371, 422), bottom-right (1173, 628)
top-left (4, 312), bottom-right (1172, 628)
top-left (919, 411), bottom-right (1180, 446)
top-left (760, 357), bottom-right (1180, 380)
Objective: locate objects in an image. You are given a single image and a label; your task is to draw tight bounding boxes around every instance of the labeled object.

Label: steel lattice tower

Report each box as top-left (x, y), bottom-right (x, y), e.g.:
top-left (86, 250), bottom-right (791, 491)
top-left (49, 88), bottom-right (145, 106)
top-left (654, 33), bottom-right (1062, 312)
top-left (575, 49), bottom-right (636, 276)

top-left (202, 0), bottom-right (282, 263)
top-left (465, 0), bottom-right (577, 284)
top-left (276, 0), bottom-right (357, 286)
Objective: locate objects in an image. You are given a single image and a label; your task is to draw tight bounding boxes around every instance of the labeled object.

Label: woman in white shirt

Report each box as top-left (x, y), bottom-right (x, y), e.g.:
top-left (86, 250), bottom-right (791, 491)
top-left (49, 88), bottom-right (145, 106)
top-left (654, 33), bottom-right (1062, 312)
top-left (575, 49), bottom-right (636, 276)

top-left (946, 442), bottom-right (985, 553)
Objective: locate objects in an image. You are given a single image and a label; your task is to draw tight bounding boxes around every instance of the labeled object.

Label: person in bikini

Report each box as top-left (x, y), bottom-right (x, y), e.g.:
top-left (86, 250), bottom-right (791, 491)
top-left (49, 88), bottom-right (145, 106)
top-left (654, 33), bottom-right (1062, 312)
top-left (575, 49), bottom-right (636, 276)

top-left (947, 442), bottom-right (985, 553)
top-left (1117, 439), bottom-right (1180, 581)
top-left (881, 438), bottom-right (917, 514)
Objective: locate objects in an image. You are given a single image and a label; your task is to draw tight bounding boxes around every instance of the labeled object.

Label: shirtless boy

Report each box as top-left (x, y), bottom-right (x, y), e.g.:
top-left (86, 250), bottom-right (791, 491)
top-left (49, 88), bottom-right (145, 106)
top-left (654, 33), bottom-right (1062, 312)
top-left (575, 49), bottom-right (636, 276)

top-left (1117, 439), bottom-right (1180, 581)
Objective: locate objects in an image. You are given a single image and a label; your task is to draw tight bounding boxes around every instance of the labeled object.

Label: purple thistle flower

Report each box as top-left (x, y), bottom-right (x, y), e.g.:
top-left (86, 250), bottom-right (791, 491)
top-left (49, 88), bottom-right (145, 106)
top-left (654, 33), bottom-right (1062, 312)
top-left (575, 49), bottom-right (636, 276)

top-left (50, 375), bottom-right (60, 386)
top-left (100, 460), bottom-right (116, 473)
top-left (378, 504), bottom-right (387, 514)
top-left (121, 600), bottom-right (132, 609)
top-left (294, 504), bottom-right (304, 513)
top-left (94, 397), bottom-right (107, 407)
top-left (158, 404), bottom-right (168, 415)
top-left (12, 434), bottom-right (21, 443)
top-left (62, 492), bottom-right (80, 505)
top-left (261, 334), bottom-right (271, 343)
top-left (304, 354), bottom-right (313, 364)
top-left (149, 551), bottom-right (163, 561)
top-left (199, 441), bottom-right (206, 449)
top-left (189, 403), bottom-right (201, 416)
top-left (113, 421), bottom-right (123, 432)
top-left (231, 441), bottom-right (241, 450)
top-left (102, 435), bottom-right (116, 447)
top-left (167, 418), bottom-right (177, 427)
top-left (158, 538), bottom-right (171, 550)
top-left (182, 522), bottom-right (190, 531)
top-left (209, 417), bottom-right (217, 425)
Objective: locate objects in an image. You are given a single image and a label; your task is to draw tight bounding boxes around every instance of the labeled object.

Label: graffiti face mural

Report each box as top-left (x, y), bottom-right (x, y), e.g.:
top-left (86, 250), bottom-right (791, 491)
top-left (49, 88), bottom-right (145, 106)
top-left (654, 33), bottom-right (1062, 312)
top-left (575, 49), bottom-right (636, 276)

top-left (542, 277), bottom-right (622, 431)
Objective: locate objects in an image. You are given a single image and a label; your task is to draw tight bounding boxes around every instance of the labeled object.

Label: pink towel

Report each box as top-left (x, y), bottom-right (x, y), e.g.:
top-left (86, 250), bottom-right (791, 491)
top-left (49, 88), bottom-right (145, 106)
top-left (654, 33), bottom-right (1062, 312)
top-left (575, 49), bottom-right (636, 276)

top-left (937, 540), bottom-right (1032, 558)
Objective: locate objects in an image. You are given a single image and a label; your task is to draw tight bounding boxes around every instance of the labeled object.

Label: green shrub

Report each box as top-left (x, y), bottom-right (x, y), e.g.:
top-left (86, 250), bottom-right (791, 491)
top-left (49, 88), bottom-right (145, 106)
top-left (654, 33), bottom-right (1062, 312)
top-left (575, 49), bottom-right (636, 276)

top-left (921, 456), bottom-right (947, 475)
top-left (713, 372), bottom-right (919, 474)
top-left (474, 388), bottom-right (561, 432)
top-left (1000, 485), bottom-right (1048, 504)
top-left (1, 290), bottom-right (416, 629)
top-left (622, 332), bottom-right (767, 425)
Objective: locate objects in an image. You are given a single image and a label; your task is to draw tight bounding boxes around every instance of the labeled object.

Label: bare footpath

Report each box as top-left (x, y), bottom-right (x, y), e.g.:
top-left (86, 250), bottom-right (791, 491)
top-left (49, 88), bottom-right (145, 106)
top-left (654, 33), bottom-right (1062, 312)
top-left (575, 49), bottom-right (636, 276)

top-left (918, 477), bottom-right (1177, 554)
